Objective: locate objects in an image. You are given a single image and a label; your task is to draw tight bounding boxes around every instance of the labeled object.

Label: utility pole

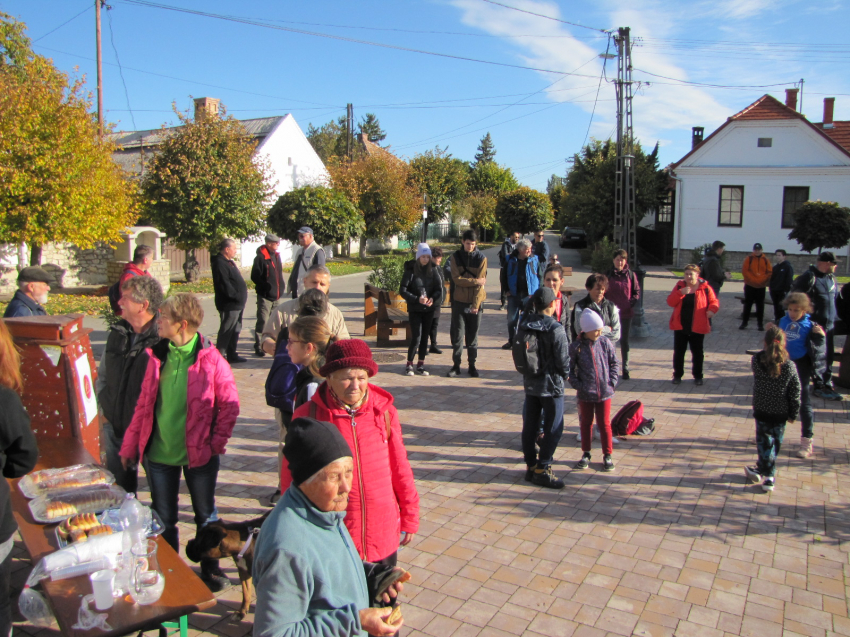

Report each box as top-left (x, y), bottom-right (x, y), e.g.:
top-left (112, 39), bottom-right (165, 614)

top-left (346, 103), bottom-right (353, 159)
top-left (95, 0), bottom-right (103, 138)
top-left (613, 27), bottom-right (650, 337)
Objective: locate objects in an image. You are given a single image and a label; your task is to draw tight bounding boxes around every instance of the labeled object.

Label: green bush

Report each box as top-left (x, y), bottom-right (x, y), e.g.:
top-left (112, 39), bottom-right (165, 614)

top-left (367, 254), bottom-right (407, 292)
top-left (590, 237), bottom-right (618, 274)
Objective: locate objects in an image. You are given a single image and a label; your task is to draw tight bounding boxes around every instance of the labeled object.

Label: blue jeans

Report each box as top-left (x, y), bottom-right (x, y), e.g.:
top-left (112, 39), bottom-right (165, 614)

top-left (792, 356), bottom-right (814, 439)
top-left (506, 295), bottom-right (528, 344)
top-left (522, 395), bottom-right (565, 468)
top-left (143, 455), bottom-right (220, 551)
top-left (755, 420), bottom-right (785, 478)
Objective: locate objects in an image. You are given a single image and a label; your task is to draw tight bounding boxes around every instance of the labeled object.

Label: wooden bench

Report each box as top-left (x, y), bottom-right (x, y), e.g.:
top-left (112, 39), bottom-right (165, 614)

top-left (364, 284), bottom-right (411, 346)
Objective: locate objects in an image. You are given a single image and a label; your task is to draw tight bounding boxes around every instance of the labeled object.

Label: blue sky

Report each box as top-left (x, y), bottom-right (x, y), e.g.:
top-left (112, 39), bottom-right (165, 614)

top-left (4, 0), bottom-right (849, 191)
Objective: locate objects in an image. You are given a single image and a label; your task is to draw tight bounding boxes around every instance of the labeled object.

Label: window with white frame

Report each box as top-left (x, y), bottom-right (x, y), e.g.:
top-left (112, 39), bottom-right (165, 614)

top-left (718, 186), bottom-right (744, 227)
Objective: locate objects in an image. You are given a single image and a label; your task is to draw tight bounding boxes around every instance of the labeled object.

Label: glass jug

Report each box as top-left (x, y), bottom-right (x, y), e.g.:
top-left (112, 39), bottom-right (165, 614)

top-left (129, 540), bottom-right (165, 605)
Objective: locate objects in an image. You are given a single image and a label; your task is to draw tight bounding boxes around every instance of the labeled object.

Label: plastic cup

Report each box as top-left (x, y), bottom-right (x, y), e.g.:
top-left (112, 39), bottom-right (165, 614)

top-left (90, 569), bottom-right (115, 610)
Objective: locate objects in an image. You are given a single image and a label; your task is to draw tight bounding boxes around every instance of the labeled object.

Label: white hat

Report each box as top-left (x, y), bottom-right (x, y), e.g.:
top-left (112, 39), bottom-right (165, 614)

top-left (580, 308), bottom-right (604, 333)
top-left (415, 243), bottom-right (432, 259)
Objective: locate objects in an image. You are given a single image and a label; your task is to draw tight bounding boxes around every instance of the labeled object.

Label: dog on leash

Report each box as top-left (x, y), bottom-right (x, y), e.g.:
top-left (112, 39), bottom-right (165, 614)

top-left (186, 512), bottom-right (270, 620)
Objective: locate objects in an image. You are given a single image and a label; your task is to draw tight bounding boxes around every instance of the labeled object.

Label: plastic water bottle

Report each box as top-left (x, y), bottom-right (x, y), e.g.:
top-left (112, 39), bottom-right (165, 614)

top-left (116, 495), bottom-right (148, 596)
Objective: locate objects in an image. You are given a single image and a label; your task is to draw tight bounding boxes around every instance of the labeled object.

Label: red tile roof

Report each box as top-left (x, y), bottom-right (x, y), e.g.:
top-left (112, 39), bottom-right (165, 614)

top-left (813, 121), bottom-right (850, 153)
top-left (730, 94), bottom-right (805, 121)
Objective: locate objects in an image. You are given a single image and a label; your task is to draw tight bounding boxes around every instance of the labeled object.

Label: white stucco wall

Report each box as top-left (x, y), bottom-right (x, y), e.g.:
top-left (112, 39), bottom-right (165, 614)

top-left (673, 119), bottom-right (850, 259)
top-left (242, 114), bottom-right (330, 267)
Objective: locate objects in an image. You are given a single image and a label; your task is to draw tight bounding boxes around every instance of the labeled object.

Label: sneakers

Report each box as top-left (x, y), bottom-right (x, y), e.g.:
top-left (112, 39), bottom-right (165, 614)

top-left (501, 342), bottom-right (512, 350)
top-left (415, 364), bottom-right (430, 376)
top-left (757, 324), bottom-right (764, 331)
top-left (815, 386), bottom-right (844, 401)
top-left (602, 455), bottom-right (615, 472)
top-left (468, 365), bottom-right (480, 378)
top-left (253, 348), bottom-right (266, 358)
top-left (447, 366), bottom-right (461, 377)
top-left (575, 453), bottom-right (590, 470)
top-left (524, 465), bottom-right (535, 482)
top-left (200, 560), bottom-right (231, 593)
top-left (672, 377), bottom-right (682, 385)
top-left (622, 370), bottom-right (630, 380)
top-left (405, 363), bottom-right (415, 376)
top-left (531, 466), bottom-right (565, 489)
top-left (744, 466), bottom-right (761, 484)
top-left (762, 477), bottom-right (775, 492)
top-left (429, 345), bottom-right (443, 354)
top-left (796, 437), bottom-right (813, 459)
top-left (739, 323), bottom-right (747, 330)
top-left (694, 378), bottom-right (704, 386)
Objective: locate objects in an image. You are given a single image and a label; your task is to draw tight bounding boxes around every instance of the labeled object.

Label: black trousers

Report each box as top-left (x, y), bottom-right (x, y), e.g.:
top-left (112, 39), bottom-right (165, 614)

top-left (429, 305), bottom-right (441, 346)
top-left (673, 330), bottom-right (705, 380)
top-left (742, 285), bottom-right (766, 326)
top-left (620, 317), bottom-right (632, 372)
top-left (450, 302), bottom-right (481, 366)
top-left (769, 290), bottom-right (787, 323)
top-left (407, 311), bottom-right (435, 362)
top-left (217, 309), bottom-right (243, 360)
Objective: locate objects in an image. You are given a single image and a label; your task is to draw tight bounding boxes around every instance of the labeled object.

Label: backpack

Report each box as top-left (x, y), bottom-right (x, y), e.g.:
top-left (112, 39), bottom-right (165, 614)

top-left (611, 400), bottom-right (655, 436)
top-left (265, 328), bottom-right (301, 410)
top-left (512, 319), bottom-right (544, 377)
top-left (108, 271), bottom-right (140, 313)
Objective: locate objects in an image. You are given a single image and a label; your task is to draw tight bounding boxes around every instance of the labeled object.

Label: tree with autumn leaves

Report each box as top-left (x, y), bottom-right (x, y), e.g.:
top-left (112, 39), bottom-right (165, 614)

top-left (0, 13), bottom-right (137, 266)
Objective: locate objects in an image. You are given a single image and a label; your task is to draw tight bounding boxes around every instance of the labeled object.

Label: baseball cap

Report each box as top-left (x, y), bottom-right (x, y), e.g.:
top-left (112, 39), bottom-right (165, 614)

top-left (818, 251), bottom-right (837, 263)
top-left (753, 243), bottom-right (763, 250)
top-left (17, 267), bottom-right (53, 284)
top-left (297, 226), bottom-right (314, 235)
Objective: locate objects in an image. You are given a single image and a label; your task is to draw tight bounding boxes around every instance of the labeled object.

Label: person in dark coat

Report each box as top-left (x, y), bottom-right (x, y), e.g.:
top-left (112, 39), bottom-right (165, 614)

top-left (769, 249), bottom-right (794, 323)
top-left (498, 232), bottom-right (520, 309)
top-left (701, 240), bottom-right (728, 296)
top-left (605, 249), bottom-right (641, 379)
top-left (96, 275), bottom-right (164, 494)
top-left (429, 246), bottom-right (446, 354)
top-left (791, 251), bottom-right (841, 399)
top-left (501, 239), bottom-right (541, 349)
top-left (0, 319), bottom-right (39, 637)
top-left (399, 244), bottom-right (443, 376)
top-left (251, 234), bottom-right (285, 357)
top-left (531, 230), bottom-right (550, 277)
top-left (3, 267), bottom-right (52, 318)
top-left (211, 238), bottom-right (249, 364)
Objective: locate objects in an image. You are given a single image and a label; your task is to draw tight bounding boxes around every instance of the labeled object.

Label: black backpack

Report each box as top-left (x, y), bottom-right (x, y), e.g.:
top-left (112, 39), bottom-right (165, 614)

top-left (107, 271), bottom-right (141, 313)
top-left (512, 319), bottom-right (544, 377)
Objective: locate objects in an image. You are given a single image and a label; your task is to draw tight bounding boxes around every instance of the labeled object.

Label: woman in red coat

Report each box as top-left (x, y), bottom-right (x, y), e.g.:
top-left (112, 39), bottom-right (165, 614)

top-left (667, 264), bottom-right (720, 386)
top-left (286, 339), bottom-right (420, 566)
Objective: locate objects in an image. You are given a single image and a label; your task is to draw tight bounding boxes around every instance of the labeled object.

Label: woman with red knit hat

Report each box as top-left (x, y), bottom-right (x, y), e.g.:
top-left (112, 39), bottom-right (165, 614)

top-left (285, 338), bottom-right (420, 568)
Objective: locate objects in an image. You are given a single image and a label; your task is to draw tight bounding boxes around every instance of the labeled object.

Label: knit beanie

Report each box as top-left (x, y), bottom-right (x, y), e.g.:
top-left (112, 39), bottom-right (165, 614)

top-left (319, 338), bottom-right (379, 377)
top-left (579, 308), bottom-right (604, 333)
top-left (284, 417), bottom-right (352, 486)
top-left (415, 243), bottom-right (432, 260)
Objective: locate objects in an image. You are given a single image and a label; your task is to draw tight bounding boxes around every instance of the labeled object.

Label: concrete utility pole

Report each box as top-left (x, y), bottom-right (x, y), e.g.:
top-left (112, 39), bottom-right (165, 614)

top-left (346, 103), bottom-right (353, 159)
top-left (95, 0), bottom-right (103, 138)
top-left (613, 26), bottom-right (650, 337)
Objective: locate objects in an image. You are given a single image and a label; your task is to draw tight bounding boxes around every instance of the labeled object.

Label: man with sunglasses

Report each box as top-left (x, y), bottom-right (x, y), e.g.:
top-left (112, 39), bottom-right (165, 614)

top-left (532, 230), bottom-right (551, 279)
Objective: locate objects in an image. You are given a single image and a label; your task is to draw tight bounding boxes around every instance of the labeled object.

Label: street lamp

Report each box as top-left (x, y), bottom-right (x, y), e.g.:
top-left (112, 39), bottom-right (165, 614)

top-left (421, 206), bottom-right (428, 243)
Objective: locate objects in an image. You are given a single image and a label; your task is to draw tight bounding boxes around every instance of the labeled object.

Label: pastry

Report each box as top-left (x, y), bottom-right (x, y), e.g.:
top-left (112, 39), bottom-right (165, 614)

top-left (387, 605), bottom-right (403, 625)
top-left (45, 501), bottom-right (77, 520)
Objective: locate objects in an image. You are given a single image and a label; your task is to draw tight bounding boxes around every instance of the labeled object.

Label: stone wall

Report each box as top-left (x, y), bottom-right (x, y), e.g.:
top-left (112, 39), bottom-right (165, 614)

top-left (107, 259), bottom-right (171, 295)
top-left (675, 249), bottom-right (848, 275)
top-left (0, 242), bottom-right (117, 297)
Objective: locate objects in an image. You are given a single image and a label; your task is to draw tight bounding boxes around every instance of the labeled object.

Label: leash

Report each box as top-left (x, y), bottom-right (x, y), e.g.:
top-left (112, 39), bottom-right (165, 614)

top-left (236, 528), bottom-right (260, 570)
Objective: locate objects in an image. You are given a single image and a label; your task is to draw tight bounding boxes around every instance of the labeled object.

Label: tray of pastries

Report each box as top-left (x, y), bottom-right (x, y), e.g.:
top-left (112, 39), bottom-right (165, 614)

top-left (55, 513), bottom-right (114, 546)
top-left (29, 484), bottom-right (127, 524)
top-left (19, 464), bottom-right (115, 499)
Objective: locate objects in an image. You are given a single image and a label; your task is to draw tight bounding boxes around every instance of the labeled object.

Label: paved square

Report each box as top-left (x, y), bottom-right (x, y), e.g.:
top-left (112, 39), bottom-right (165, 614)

top-left (11, 240), bottom-right (850, 637)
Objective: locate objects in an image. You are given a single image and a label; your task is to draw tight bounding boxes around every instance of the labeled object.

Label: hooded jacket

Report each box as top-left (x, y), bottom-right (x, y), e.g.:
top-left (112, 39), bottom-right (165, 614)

top-left (742, 254), bottom-right (772, 288)
top-left (120, 333), bottom-right (240, 468)
top-left (667, 279), bottom-right (719, 335)
top-left (97, 318), bottom-right (162, 438)
top-left (520, 313), bottom-right (569, 397)
top-left (769, 260), bottom-right (794, 293)
top-left (568, 335), bottom-right (619, 403)
top-left (399, 259), bottom-right (443, 312)
top-left (287, 383), bottom-right (419, 562)
top-left (701, 250), bottom-right (726, 293)
top-left (751, 355), bottom-right (801, 424)
top-left (251, 245), bottom-right (285, 301)
top-left (571, 296), bottom-right (621, 344)
top-left (792, 265), bottom-right (837, 329)
top-left (449, 248), bottom-right (487, 309)
top-left (605, 266), bottom-right (641, 320)
top-left (0, 386), bottom-right (39, 545)
top-left (502, 253), bottom-right (541, 299)
top-left (211, 253), bottom-right (248, 312)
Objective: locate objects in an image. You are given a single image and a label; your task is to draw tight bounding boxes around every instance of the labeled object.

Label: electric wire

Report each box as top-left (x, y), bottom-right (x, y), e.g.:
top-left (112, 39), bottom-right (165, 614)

top-left (477, 0), bottom-right (610, 33)
top-left (106, 7), bottom-right (137, 131)
top-left (33, 3), bottom-right (92, 43)
top-left (632, 68), bottom-right (799, 89)
top-left (581, 34), bottom-right (611, 151)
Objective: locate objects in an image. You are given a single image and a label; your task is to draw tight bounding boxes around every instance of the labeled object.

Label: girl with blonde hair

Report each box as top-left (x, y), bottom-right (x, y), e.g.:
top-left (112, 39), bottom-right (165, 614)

top-left (287, 316), bottom-right (337, 410)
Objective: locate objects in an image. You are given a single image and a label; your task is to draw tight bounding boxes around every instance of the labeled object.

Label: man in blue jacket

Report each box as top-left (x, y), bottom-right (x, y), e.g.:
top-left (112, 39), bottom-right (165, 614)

top-left (3, 267), bottom-right (52, 318)
top-left (253, 417), bottom-right (402, 637)
top-left (500, 239), bottom-right (540, 349)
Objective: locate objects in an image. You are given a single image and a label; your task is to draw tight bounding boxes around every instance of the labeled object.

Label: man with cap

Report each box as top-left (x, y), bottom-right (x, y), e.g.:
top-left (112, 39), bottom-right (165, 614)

top-left (251, 234), bottom-right (285, 357)
top-left (288, 227), bottom-right (326, 299)
top-left (253, 417), bottom-right (402, 637)
top-left (3, 267), bottom-right (52, 318)
top-left (519, 287), bottom-right (569, 490)
top-left (740, 243), bottom-right (772, 331)
top-left (792, 251), bottom-right (842, 399)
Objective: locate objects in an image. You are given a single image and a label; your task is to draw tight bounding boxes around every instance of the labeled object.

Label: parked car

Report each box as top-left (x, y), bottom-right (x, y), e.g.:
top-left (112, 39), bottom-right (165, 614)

top-left (559, 226), bottom-right (587, 248)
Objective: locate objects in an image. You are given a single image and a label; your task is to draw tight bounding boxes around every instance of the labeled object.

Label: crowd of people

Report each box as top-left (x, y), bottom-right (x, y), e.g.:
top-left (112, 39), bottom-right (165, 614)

top-left (1, 227), bottom-right (846, 635)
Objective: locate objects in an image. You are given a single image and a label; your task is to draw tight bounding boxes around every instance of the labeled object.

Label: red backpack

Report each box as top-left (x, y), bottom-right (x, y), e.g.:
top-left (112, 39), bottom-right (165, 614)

top-left (611, 400), bottom-right (655, 436)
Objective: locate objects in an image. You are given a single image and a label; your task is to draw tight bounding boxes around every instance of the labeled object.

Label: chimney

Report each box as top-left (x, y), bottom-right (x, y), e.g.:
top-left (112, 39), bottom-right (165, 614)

top-left (692, 126), bottom-right (704, 149)
top-left (785, 88), bottom-right (799, 111)
top-left (823, 97), bottom-right (835, 129)
top-left (193, 97), bottom-right (220, 122)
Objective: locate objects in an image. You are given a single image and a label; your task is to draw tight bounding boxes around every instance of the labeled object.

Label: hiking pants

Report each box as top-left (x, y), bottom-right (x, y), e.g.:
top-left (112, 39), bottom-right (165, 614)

top-left (522, 394), bottom-right (565, 468)
top-left (792, 356), bottom-right (814, 439)
top-left (770, 290), bottom-right (787, 324)
top-left (673, 331), bottom-right (705, 380)
top-left (407, 310), bottom-right (435, 362)
top-left (755, 419), bottom-right (786, 478)
top-left (450, 302), bottom-right (480, 366)
top-left (620, 317), bottom-right (632, 372)
top-left (255, 296), bottom-right (280, 351)
top-left (429, 305), bottom-right (441, 347)
top-left (578, 399), bottom-right (613, 455)
top-left (742, 285), bottom-right (766, 326)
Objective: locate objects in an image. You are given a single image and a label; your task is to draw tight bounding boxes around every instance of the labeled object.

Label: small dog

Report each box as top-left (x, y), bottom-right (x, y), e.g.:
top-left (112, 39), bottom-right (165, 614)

top-left (186, 512), bottom-right (270, 620)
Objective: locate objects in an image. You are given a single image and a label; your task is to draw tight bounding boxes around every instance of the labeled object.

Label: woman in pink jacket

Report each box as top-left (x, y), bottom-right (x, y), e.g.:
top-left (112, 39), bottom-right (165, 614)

top-left (120, 293), bottom-right (239, 592)
top-left (285, 339), bottom-right (420, 566)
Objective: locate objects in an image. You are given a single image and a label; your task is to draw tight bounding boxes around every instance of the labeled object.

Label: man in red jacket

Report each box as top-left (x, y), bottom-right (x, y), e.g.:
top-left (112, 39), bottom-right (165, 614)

top-left (114, 245), bottom-right (153, 316)
top-left (251, 234), bottom-right (285, 357)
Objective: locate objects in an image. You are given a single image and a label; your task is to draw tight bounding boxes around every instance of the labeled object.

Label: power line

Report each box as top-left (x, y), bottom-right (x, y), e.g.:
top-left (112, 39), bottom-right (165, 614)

top-left (581, 34), bottom-right (612, 150)
top-left (477, 0), bottom-right (610, 33)
top-left (106, 7), bottom-right (136, 131)
top-left (632, 68), bottom-right (798, 89)
top-left (117, 0), bottom-right (602, 79)
top-left (33, 3), bottom-right (92, 43)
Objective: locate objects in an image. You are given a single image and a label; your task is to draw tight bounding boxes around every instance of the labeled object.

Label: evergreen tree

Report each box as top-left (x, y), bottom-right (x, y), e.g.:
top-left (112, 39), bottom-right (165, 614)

top-left (358, 113), bottom-right (387, 143)
top-left (474, 132), bottom-right (496, 165)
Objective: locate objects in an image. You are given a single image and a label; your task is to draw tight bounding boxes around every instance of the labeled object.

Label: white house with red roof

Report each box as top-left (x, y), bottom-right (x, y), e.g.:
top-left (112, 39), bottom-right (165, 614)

top-left (670, 89), bottom-right (850, 269)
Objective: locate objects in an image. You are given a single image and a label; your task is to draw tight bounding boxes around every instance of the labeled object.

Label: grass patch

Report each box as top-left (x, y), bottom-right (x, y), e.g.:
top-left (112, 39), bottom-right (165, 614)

top-left (0, 294), bottom-right (109, 317)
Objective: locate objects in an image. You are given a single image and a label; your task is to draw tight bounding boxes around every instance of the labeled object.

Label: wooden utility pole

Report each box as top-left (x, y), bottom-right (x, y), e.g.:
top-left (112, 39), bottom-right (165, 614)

top-left (95, 0), bottom-right (103, 137)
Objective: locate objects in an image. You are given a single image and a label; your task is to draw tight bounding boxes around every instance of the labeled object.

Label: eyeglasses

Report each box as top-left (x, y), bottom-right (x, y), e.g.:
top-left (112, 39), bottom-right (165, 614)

top-left (286, 338), bottom-right (305, 346)
top-left (535, 234), bottom-right (544, 238)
